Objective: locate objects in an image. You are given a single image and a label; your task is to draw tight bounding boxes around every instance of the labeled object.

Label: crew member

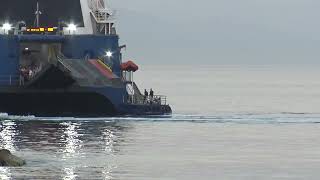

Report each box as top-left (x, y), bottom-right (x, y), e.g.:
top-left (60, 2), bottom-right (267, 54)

top-left (150, 88), bottom-right (154, 99)
top-left (149, 88), bottom-right (154, 104)
top-left (144, 89), bottom-right (148, 103)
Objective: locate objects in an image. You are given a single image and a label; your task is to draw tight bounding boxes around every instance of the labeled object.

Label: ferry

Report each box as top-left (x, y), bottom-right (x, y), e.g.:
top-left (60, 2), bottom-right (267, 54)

top-left (0, 0), bottom-right (172, 117)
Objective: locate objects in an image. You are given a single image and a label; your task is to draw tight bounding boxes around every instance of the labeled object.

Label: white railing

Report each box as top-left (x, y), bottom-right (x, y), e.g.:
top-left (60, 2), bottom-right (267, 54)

top-left (124, 95), bottom-right (168, 106)
top-left (57, 54), bottom-right (73, 73)
top-left (91, 10), bottom-right (116, 24)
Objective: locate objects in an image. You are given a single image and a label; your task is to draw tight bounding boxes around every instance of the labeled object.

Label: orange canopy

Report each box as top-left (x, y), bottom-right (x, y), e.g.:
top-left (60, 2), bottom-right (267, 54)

top-left (120, 61), bottom-right (139, 72)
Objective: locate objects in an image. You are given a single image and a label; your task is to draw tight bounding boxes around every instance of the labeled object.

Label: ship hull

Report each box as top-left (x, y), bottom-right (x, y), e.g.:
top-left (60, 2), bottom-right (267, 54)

top-left (0, 88), bottom-right (172, 117)
top-left (0, 88), bottom-right (116, 117)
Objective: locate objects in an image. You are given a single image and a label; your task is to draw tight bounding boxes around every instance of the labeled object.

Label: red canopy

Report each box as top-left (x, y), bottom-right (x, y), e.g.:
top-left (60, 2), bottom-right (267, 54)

top-left (120, 61), bottom-right (139, 72)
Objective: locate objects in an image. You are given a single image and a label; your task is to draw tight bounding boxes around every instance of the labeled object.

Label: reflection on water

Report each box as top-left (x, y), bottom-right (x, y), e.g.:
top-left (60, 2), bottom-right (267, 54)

top-left (57, 121), bottom-right (120, 179)
top-left (102, 165), bottom-right (116, 180)
top-left (60, 122), bottom-right (83, 180)
top-left (103, 129), bottom-right (116, 154)
top-left (0, 167), bottom-right (11, 180)
top-left (0, 121), bottom-right (17, 180)
top-left (63, 167), bottom-right (77, 180)
top-left (0, 119), bottom-right (132, 179)
top-left (0, 121), bottom-right (17, 152)
top-left (60, 122), bottom-right (83, 158)
top-left (102, 127), bottom-right (117, 180)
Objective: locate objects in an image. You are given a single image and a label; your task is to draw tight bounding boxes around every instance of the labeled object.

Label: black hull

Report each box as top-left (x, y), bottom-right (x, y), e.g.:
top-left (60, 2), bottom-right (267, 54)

top-left (0, 90), bottom-right (117, 117)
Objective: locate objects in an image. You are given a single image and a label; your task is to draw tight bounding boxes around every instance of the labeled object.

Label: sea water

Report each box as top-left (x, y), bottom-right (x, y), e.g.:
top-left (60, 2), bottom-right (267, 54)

top-left (1, 65), bottom-right (320, 179)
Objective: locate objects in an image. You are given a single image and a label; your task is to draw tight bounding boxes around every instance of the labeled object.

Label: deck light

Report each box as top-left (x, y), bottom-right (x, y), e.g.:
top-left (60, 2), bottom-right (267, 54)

top-left (3, 23), bottom-right (12, 30)
top-left (67, 23), bottom-right (77, 34)
top-left (106, 51), bottom-right (113, 58)
top-left (2, 23), bottom-right (12, 34)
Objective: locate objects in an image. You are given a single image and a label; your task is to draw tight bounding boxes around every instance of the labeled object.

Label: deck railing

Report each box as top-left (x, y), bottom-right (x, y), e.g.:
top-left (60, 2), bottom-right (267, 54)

top-left (91, 10), bottom-right (116, 23)
top-left (124, 95), bottom-right (168, 106)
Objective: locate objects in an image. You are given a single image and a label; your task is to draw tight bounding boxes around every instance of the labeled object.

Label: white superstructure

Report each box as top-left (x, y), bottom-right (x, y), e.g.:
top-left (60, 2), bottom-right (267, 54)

top-left (0, 0), bottom-right (116, 35)
top-left (65, 0), bottom-right (116, 35)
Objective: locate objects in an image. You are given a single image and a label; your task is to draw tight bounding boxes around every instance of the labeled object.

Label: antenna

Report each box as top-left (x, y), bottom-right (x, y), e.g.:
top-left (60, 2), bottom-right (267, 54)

top-left (35, 0), bottom-right (42, 27)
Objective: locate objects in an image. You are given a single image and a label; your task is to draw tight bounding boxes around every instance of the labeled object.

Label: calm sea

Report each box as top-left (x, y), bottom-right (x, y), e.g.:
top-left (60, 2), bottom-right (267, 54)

top-left (1, 65), bottom-right (320, 179)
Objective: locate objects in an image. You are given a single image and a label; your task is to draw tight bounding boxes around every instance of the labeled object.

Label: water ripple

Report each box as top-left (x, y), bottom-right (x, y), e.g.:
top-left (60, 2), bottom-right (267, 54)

top-left (1, 113), bottom-right (320, 124)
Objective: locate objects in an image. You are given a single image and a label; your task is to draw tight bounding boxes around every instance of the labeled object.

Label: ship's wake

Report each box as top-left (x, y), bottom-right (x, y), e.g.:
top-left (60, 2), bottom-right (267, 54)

top-left (1, 112), bottom-right (320, 124)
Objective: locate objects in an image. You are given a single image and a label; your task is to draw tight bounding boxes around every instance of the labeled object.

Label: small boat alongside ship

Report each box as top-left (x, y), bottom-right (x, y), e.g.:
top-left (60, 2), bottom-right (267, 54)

top-left (0, 0), bottom-right (172, 117)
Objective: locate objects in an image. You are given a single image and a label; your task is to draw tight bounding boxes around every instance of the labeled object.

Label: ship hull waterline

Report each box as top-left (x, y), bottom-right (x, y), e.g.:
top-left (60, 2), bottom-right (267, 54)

top-left (0, 88), bottom-right (172, 117)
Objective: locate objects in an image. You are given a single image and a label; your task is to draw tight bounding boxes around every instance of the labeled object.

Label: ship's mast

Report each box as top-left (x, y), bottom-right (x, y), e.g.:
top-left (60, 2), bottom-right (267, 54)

top-left (35, 1), bottom-right (42, 27)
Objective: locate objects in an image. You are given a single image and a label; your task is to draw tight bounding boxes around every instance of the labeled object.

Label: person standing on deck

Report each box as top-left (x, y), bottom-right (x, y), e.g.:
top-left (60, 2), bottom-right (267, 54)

top-left (144, 89), bottom-right (149, 104)
top-left (150, 88), bottom-right (154, 102)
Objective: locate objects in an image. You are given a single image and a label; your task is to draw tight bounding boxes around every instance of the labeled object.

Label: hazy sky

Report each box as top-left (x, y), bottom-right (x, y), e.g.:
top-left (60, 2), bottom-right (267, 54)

top-left (109, 0), bottom-right (320, 65)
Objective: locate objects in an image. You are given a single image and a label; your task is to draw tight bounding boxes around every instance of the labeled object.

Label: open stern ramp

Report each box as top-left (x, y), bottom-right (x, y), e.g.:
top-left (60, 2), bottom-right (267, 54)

top-left (57, 57), bottom-right (121, 87)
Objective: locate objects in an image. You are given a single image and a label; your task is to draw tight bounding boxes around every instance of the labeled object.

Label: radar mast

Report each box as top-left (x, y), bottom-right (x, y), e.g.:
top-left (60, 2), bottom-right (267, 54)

top-left (34, 0), bottom-right (42, 27)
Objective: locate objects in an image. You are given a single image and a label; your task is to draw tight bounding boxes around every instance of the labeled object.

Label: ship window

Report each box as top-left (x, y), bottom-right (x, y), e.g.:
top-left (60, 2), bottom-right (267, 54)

top-left (0, 0), bottom-right (84, 27)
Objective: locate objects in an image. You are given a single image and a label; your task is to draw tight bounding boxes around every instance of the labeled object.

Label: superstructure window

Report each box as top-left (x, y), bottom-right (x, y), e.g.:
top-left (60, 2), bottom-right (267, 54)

top-left (0, 0), bottom-right (84, 27)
